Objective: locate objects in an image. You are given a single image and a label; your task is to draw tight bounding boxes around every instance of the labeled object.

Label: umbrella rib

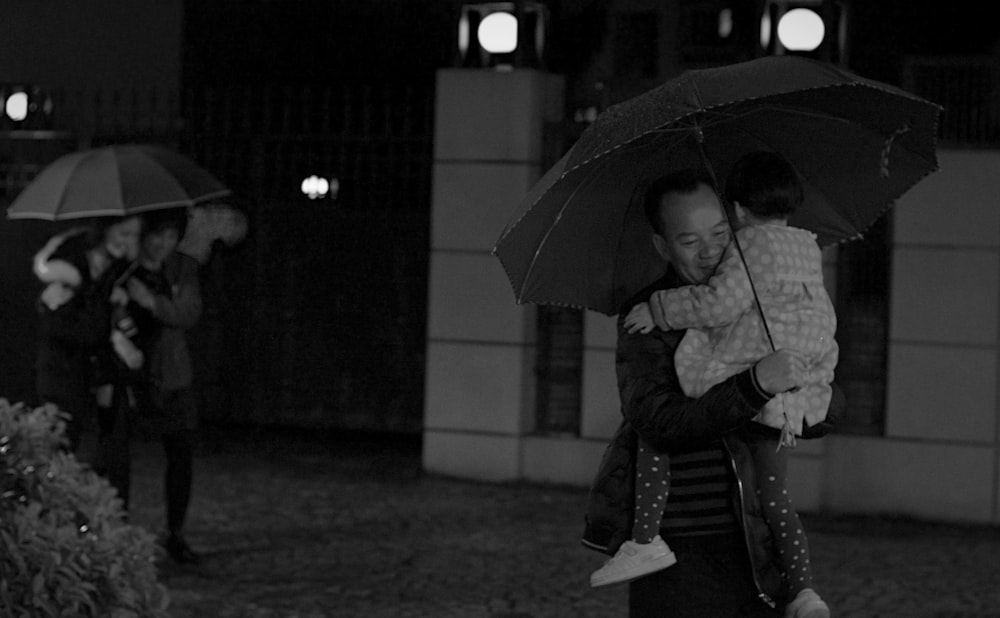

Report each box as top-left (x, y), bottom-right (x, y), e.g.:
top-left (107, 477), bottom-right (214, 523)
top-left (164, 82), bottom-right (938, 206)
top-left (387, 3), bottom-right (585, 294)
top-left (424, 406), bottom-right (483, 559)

top-left (608, 179), bottom-right (650, 315)
top-left (649, 104), bottom-right (857, 137)
top-left (516, 162), bottom-right (604, 304)
top-left (50, 152), bottom-right (93, 220)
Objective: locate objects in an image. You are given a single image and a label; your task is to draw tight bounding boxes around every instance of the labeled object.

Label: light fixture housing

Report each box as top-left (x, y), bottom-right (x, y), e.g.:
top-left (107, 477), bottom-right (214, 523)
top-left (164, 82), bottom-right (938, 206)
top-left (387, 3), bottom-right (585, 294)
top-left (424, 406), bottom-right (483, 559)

top-left (457, 2), bottom-right (548, 70)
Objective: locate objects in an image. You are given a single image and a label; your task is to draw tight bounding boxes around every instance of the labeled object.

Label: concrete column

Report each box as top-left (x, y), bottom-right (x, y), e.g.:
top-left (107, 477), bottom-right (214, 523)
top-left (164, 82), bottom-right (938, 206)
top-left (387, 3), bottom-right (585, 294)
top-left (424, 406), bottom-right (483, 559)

top-left (423, 68), bottom-right (564, 481)
top-left (522, 313), bottom-right (617, 486)
top-left (824, 150), bottom-right (1000, 523)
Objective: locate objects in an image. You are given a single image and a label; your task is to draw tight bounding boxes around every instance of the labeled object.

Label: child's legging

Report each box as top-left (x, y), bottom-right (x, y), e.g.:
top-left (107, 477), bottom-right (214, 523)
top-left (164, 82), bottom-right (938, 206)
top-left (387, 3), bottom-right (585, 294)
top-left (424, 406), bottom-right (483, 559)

top-left (746, 424), bottom-right (815, 597)
top-left (632, 429), bottom-right (814, 597)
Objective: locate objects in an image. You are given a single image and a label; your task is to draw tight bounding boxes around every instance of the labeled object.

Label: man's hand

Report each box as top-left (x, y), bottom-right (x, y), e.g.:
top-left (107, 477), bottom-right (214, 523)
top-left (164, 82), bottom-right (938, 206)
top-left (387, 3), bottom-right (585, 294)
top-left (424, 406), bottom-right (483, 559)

top-left (111, 329), bottom-right (144, 370)
top-left (126, 278), bottom-right (156, 310)
top-left (110, 286), bottom-right (130, 307)
top-left (624, 302), bottom-right (656, 334)
top-left (754, 348), bottom-right (808, 395)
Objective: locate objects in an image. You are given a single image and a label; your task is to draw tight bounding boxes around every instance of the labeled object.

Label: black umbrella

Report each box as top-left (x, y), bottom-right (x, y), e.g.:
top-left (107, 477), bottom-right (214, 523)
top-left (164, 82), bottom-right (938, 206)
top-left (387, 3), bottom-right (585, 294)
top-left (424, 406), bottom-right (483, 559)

top-left (494, 55), bottom-right (942, 315)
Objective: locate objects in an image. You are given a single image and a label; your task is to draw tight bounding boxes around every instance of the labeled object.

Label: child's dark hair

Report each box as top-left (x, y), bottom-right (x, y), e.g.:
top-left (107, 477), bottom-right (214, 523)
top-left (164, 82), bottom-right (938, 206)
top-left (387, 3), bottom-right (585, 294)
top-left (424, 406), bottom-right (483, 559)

top-left (643, 169), bottom-right (715, 235)
top-left (725, 151), bottom-right (803, 218)
top-left (142, 208), bottom-right (188, 239)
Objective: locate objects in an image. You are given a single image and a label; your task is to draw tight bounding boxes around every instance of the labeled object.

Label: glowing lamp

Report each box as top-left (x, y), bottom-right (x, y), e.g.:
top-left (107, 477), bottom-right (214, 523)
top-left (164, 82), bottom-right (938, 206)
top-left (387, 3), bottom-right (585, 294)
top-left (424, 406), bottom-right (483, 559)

top-left (760, 1), bottom-right (847, 63)
top-left (478, 11), bottom-right (518, 54)
top-left (777, 8), bottom-right (825, 51)
top-left (1, 84), bottom-right (55, 130)
top-left (5, 92), bottom-right (28, 121)
top-left (458, 2), bottom-right (547, 69)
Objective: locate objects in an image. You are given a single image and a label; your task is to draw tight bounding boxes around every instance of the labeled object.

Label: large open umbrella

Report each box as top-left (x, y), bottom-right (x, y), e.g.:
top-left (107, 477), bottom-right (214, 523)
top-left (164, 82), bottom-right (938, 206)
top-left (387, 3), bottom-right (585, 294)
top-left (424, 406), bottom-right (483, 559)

top-left (494, 56), bottom-right (942, 315)
top-left (6, 144), bottom-right (231, 221)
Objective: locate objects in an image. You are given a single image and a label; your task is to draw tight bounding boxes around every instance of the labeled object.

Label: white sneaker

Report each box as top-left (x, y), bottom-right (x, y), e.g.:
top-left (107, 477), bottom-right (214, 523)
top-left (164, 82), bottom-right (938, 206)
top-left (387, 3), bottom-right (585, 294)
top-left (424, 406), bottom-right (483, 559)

top-left (590, 535), bottom-right (676, 588)
top-left (785, 588), bottom-right (830, 618)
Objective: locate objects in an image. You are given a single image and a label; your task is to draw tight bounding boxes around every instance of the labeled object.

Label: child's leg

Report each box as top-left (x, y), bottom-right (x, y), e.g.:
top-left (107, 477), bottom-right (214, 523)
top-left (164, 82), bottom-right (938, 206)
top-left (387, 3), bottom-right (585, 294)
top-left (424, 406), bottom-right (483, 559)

top-left (747, 425), bottom-right (814, 598)
top-left (632, 437), bottom-right (670, 543)
top-left (591, 436), bottom-right (676, 587)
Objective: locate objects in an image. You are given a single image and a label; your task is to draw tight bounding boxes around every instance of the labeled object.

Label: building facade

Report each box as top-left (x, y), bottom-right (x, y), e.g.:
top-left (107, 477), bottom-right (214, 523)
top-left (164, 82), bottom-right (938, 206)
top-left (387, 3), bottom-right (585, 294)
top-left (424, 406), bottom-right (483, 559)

top-left (422, 1), bottom-right (1000, 525)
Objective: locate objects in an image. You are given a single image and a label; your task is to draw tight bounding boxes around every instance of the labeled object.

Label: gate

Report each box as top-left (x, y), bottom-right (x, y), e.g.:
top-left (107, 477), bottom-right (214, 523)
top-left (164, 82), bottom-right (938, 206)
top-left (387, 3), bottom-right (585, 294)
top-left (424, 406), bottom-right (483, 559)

top-left (0, 83), bottom-right (434, 434)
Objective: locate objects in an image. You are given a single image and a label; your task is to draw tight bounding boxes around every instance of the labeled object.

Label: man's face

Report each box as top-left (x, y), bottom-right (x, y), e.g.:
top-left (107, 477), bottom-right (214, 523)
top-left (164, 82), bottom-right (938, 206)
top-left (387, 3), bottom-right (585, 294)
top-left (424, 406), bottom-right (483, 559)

top-left (141, 227), bottom-right (180, 266)
top-left (652, 183), bottom-right (731, 284)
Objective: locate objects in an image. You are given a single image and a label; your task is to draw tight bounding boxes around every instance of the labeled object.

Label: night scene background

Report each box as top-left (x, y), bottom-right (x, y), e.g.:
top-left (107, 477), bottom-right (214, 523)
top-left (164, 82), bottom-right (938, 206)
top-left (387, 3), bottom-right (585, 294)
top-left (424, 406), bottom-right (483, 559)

top-left (1, 0), bottom-right (1000, 616)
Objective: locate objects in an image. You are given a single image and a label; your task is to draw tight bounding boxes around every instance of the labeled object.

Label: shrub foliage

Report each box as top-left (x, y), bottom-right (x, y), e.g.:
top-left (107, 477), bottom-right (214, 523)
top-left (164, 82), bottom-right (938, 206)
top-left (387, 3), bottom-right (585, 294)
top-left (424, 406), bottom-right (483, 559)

top-left (0, 399), bottom-right (170, 617)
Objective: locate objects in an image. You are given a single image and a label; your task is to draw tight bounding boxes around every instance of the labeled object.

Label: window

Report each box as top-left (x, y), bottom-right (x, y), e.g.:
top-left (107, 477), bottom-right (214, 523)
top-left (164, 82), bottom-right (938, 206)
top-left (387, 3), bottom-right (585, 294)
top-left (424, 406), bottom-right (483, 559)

top-left (534, 306), bottom-right (583, 435)
top-left (830, 215), bottom-right (891, 434)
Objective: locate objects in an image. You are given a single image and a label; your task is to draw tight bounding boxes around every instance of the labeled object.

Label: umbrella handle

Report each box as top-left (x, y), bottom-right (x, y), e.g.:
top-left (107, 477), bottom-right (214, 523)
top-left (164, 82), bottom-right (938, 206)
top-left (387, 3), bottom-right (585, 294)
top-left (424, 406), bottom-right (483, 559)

top-left (112, 261), bottom-right (140, 288)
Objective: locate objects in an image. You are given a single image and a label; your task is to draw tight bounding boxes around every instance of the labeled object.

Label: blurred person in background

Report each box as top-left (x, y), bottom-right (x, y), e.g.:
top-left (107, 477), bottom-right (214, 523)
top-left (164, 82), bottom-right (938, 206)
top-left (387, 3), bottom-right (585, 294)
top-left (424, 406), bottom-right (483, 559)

top-left (127, 208), bottom-right (205, 564)
top-left (32, 215), bottom-right (142, 452)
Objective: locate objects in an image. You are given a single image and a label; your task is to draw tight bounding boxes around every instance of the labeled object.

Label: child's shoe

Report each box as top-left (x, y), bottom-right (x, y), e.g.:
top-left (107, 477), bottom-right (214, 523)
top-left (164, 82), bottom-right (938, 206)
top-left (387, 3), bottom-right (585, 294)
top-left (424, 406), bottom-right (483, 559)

top-left (785, 588), bottom-right (830, 618)
top-left (590, 535), bottom-right (676, 588)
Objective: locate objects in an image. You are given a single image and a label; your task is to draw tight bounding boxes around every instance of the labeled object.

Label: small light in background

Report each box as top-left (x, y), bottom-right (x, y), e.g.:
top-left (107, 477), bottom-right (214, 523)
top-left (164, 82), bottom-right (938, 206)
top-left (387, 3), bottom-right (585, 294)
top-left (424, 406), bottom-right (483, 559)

top-left (717, 8), bottom-right (733, 39)
top-left (573, 106), bottom-right (598, 123)
top-left (300, 175), bottom-right (340, 201)
top-left (5, 91), bottom-right (28, 122)
top-left (778, 8), bottom-right (825, 51)
top-left (761, 11), bottom-right (772, 50)
top-left (1, 84), bottom-right (55, 130)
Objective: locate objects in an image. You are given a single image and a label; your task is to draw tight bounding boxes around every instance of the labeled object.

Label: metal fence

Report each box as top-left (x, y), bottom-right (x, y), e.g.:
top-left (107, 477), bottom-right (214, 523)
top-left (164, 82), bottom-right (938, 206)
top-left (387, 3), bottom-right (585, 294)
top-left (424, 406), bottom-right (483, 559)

top-left (1, 82), bottom-right (435, 434)
top-left (903, 55), bottom-right (1000, 147)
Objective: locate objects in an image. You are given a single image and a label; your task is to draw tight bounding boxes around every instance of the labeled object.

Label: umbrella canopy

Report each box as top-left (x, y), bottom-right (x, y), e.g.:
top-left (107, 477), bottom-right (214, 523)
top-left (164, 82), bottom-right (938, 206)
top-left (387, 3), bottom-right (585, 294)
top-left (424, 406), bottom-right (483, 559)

top-left (6, 144), bottom-right (231, 221)
top-left (494, 55), bottom-right (942, 315)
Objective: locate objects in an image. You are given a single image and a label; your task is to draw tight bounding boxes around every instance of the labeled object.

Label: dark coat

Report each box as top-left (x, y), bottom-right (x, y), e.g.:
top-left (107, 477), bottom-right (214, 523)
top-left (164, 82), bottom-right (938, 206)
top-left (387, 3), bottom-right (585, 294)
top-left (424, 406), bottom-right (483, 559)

top-left (143, 252), bottom-right (202, 393)
top-left (35, 237), bottom-right (126, 404)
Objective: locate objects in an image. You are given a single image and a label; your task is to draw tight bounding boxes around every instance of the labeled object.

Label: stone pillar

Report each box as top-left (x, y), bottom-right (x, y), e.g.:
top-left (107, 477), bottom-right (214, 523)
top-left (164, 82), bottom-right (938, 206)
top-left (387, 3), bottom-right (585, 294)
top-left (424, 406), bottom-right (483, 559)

top-left (423, 68), bottom-right (564, 481)
top-left (824, 149), bottom-right (1000, 523)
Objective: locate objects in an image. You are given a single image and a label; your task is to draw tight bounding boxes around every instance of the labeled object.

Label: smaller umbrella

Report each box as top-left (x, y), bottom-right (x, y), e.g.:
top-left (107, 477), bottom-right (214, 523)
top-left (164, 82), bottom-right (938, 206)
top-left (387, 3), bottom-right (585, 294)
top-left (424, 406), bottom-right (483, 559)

top-left (6, 144), bottom-right (231, 221)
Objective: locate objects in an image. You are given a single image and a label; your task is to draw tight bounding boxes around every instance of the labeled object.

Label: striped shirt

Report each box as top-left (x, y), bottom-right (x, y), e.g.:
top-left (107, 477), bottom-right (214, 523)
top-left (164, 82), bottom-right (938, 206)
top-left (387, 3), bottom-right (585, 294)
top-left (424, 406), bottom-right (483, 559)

top-left (660, 443), bottom-right (738, 537)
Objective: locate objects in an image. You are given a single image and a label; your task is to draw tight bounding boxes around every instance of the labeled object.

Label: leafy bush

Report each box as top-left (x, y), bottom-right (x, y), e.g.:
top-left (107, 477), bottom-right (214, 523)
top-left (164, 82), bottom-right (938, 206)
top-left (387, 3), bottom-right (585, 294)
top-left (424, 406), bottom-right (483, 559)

top-left (0, 399), bottom-right (170, 617)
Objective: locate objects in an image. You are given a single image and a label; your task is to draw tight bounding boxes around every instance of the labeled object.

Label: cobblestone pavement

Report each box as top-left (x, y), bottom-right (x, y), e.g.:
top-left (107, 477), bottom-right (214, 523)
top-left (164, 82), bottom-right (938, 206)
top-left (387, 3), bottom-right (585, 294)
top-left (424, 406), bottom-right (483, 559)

top-left (125, 428), bottom-right (1000, 618)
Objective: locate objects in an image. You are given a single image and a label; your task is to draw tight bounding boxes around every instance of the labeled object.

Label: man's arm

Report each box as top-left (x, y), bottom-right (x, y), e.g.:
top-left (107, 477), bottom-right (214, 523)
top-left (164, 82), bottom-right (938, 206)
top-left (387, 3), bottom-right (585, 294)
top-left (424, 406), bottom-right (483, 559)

top-left (647, 227), bottom-right (769, 331)
top-left (616, 314), bottom-right (770, 452)
top-left (150, 253), bottom-right (203, 329)
top-left (616, 312), bottom-right (807, 452)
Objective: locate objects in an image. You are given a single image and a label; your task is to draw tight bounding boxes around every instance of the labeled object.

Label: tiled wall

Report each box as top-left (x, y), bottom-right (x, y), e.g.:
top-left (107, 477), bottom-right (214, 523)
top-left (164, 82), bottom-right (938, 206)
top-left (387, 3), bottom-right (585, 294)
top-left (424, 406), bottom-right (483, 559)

top-left (423, 69), bottom-right (563, 481)
top-left (790, 149), bottom-right (1000, 523)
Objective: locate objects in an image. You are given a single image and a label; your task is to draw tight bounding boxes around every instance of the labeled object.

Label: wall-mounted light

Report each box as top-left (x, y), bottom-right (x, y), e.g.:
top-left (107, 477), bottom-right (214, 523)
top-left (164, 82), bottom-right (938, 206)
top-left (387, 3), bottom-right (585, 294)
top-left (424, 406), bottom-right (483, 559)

top-left (478, 11), bottom-right (518, 54)
top-left (457, 2), bottom-right (548, 70)
top-left (777, 8), bottom-right (825, 51)
top-left (1, 84), bottom-right (54, 130)
top-left (5, 92), bottom-right (28, 121)
top-left (760, 0), bottom-right (847, 63)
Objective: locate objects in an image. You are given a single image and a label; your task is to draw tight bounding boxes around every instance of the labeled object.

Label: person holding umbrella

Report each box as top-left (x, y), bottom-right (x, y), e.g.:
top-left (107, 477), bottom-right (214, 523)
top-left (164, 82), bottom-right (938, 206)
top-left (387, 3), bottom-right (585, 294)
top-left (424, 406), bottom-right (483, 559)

top-left (582, 171), bottom-right (834, 617)
top-left (496, 55), bottom-right (940, 618)
top-left (17, 143), bottom-right (231, 518)
top-left (125, 208), bottom-right (205, 564)
top-left (594, 153), bottom-right (836, 618)
top-left (32, 215), bottom-right (142, 452)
